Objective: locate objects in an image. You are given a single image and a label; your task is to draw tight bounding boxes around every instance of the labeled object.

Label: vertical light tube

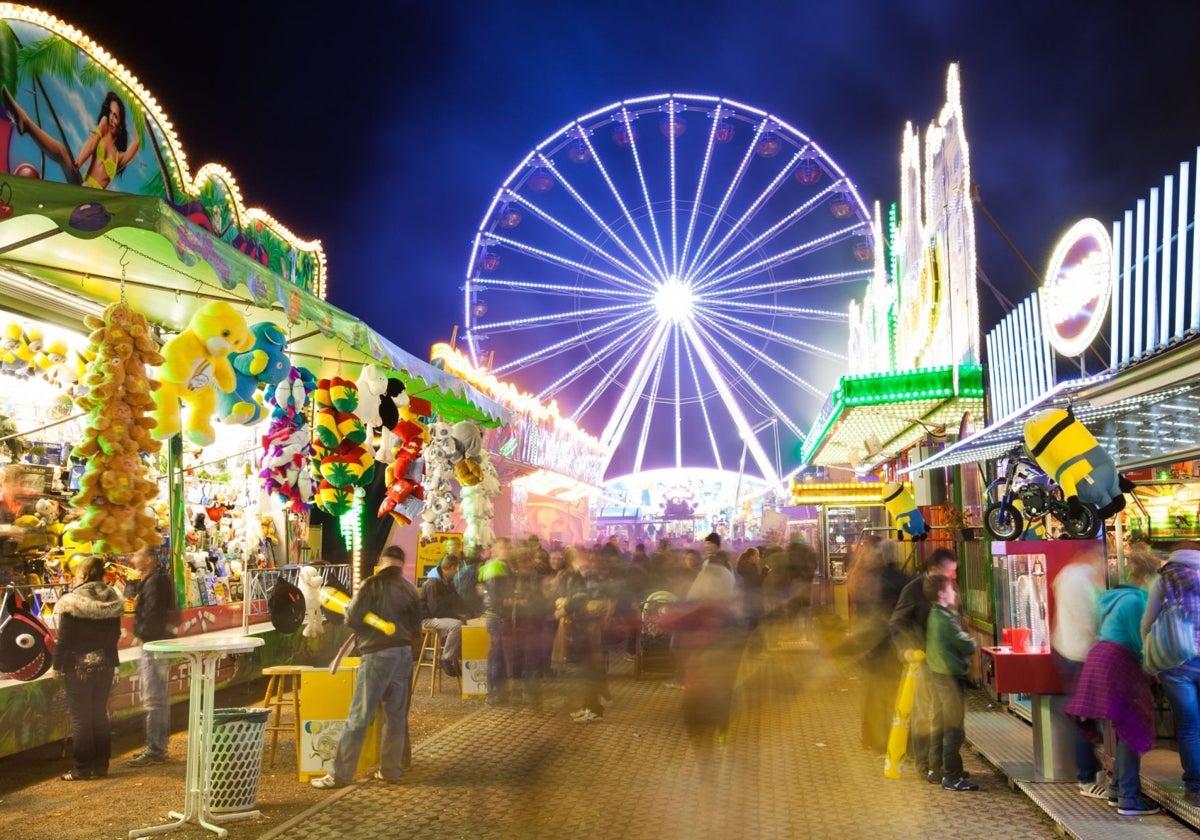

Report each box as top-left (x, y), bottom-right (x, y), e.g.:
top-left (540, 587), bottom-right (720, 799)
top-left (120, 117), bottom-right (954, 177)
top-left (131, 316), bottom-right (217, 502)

top-left (1176, 161), bottom-right (1189, 339)
top-left (1192, 148), bottom-right (1200, 332)
top-left (1161, 175), bottom-right (1174, 345)
top-left (1146, 188), bottom-right (1159, 350)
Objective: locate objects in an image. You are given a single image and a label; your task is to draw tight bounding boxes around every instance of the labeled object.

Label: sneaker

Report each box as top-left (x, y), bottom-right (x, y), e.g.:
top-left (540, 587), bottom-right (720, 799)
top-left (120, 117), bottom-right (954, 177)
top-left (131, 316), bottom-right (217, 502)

top-left (663, 680), bottom-right (684, 690)
top-left (372, 770), bottom-right (400, 784)
top-left (309, 774), bottom-right (346, 789)
top-left (569, 708), bottom-right (594, 719)
top-left (1079, 782), bottom-right (1110, 801)
top-left (926, 771), bottom-right (940, 785)
top-left (942, 777), bottom-right (980, 791)
top-left (1117, 799), bottom-right (1160, 816)
top-left (126, 752), bottom-right (166, 768)
top-left (572, 710), bottom-right (603, 724)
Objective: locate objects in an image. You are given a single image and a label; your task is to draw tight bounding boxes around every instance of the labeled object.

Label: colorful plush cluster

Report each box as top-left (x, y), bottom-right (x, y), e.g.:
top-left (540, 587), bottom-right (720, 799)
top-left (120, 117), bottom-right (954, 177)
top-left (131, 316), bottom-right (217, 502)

top-left (378, 395), bottom-right (432, 527)
top-left (69, 300), bottom-right (166, 554)
top-left (449, 420), bottom-right (485, 486)
top-left (150, 301), bottom-right (253, 447)
top-left (311, 377), bottom-right (375, 516)
top-left (218, 321), bottom-right (292, 425)
top-left (259, 365), bottom-right (317, 513)
top-left (419, 420), bottom-right (458, 540)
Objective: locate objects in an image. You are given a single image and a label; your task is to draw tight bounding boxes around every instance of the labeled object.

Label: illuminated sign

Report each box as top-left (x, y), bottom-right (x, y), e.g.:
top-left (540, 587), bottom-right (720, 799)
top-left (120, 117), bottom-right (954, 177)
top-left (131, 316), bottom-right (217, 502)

top-left (1040, 218), bottom-right (1112, 357)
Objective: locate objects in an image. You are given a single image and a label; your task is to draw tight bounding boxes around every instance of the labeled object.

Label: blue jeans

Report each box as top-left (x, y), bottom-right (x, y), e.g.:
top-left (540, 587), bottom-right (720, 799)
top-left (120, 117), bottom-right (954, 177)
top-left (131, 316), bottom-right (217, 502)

top-left (1111, 733), bottom-right (1143, 808)
top-left (1053, 652), bottom-right (1102, 784)
top-left (64, 666), bottom-right (115, 777)
top-left (1159, 657), bottom-right (1200, 793)
top-left (331, 645), bottom-right (412, 783)
top-left (485, 616), bottom-right (513, 702)
top-left (140, 647), bottom-right (171, 757)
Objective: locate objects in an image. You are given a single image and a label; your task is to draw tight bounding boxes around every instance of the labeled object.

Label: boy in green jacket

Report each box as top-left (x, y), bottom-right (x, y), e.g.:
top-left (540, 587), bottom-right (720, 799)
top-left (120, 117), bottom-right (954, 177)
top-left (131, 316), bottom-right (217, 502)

top-left (925, 575), bottom-right (979, 791)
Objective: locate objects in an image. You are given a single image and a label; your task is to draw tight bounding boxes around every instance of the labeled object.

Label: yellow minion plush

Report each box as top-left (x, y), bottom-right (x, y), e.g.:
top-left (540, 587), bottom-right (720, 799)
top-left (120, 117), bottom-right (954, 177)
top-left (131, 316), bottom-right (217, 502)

top-left (1023, 408), bottom-right (1133, 520)
top-left (882, 482), bottom-right (928, 541)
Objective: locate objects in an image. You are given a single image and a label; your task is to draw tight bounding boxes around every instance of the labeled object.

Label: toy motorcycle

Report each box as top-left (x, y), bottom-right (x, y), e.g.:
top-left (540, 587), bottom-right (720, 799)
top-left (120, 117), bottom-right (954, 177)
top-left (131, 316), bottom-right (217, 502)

top-left (983, 444), bottom-right (1100, 540)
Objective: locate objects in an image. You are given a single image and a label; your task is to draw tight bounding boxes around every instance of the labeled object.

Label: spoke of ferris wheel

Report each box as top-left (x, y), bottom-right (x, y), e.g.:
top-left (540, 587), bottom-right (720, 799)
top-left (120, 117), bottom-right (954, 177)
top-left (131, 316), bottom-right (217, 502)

top-left (725, 268), bottom-right (873, 296)
top-left (529, 311), bottom-right (655, 396)
top-left (673, 327), bottom-right (681, 468)
top-left (505, 190), bottom-right (655, 286)
top-left (692, 311), bottom-right (828, 410)
top-left (504, 314), bottom-right (647, 379)
top-left (696, 221), bottom-right (867, 289)
top-left (567, 314), bottom-right (662, 419)
top-left (692, 179), bottom-right (840, 289)
top-left (710, 299), bottom-right (848, 321)
top-left (701, 309), bottom-right (846, 361)
top-left (685, 147), bottom-right (809, 283)
top-left (477, 300), bottom-right (641, 333)
top-left (667, 105), bottom-right (680, 277)
top-left (687, 316), bottom-right (812, 436)
top-left (682, 118), bottom-right (768, 284)
top-left (596, 322), bottom-right (672, 476)
top-left (680, 335), bottom-right (723, 471)
top-left (487, 232), bottom-right (649, 293)
top-left (678, 107), bottom-right (722, 280)
top-left (470, 276), bottom-right (645, 300)
top-left (573, 132), bottom-right (667, 279)
top-left (533, 153), bottom-right (659, 285)
top-left (631, 332), bottom-right (671, 476)
top-left (681, 319), bottom-right (780, 488)
top-left (618, 107), bottom-right (671, 279)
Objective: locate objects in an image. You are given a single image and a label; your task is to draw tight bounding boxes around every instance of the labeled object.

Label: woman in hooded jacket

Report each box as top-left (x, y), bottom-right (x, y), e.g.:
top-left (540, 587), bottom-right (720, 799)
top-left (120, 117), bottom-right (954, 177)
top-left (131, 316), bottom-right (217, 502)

top-left (52, 554), bottom-right (125, 780)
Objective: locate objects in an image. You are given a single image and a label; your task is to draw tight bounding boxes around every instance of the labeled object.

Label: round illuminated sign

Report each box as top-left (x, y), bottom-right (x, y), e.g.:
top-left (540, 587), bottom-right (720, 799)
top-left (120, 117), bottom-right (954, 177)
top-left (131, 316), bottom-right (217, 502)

top-left (1040, 218), bottom-right (1112, 357)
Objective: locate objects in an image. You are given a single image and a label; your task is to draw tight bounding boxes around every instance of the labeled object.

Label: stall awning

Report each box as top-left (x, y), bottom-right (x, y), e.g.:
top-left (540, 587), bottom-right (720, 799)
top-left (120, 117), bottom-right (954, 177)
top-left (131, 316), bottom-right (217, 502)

top-left (0, 178), bottom-right (510, 427)
top-left (905, 337), bottom-right (1200, 474)
top-left (801, 364), bottom-right (985, 471)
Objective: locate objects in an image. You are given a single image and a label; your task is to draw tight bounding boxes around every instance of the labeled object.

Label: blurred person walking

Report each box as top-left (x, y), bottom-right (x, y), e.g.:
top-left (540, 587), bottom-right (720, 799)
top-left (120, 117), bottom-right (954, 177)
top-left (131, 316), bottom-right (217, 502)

top-left (127, 547), bottom-right (175, 768)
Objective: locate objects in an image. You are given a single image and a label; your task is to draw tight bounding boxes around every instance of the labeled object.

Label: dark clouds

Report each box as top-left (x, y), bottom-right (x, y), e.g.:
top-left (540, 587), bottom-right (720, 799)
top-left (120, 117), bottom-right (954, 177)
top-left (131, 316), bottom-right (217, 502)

top-left (30, 0), bottom-right (1200, 374)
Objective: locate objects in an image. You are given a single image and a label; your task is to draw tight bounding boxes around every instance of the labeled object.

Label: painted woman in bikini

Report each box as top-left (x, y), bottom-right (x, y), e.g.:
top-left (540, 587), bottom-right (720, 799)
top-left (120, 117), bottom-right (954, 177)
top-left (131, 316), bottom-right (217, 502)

top-left (2, 89), bottom-right (139, 188)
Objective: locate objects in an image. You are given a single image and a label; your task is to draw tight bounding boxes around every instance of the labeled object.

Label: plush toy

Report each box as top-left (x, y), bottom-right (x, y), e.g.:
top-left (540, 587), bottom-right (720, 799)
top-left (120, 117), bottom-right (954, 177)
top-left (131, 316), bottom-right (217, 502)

top-left (296, 565), bottom-right (326, 638)
top-left (259, 364), bottom-right (317, 513)
top-left (69, 300), bottom-right (166, 554)
top-left (217, 321), bottom-right (291, 425)
top-left (310, 377), bottom-right (375, 516)
top-left (1023, 407), bottom-right (1133, 520)
top-left (462, 451), bottom-right (499, 552)
top-left (449, 420), bottom-right (484, 486)
top-left (882, 482), bottom-right (928, 541)
top-left (150, 301), bottom-right (253, 447)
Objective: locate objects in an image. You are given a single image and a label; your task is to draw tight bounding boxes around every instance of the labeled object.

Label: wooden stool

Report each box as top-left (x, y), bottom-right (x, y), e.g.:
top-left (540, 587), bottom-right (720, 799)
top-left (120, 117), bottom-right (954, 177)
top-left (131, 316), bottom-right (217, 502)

top-left (411, 627), bottom-right (444, 696)
top-left (260, 665), bottom-right (303, 768)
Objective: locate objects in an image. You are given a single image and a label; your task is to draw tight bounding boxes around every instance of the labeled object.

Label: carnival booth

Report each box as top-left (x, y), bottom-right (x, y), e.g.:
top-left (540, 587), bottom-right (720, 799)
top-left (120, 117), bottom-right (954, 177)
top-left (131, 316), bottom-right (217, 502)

top-left (0, 5), bottom-right (509, 761)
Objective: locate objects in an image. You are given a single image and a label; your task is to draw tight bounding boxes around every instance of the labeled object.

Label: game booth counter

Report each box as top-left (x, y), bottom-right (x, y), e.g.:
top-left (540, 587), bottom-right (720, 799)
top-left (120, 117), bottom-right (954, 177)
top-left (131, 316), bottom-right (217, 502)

top-left (0, 5), bottom-right (511, 761)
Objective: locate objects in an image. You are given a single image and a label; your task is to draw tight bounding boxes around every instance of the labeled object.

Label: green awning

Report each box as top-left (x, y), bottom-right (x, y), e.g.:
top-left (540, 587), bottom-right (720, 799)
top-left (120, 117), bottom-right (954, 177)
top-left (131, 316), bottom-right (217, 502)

top-left (0, 177), bottom-right (509, 426)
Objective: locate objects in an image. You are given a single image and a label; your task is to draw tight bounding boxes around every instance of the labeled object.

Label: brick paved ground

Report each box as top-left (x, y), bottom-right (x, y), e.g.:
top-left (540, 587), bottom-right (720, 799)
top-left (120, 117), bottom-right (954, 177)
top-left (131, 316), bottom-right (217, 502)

top-left (261, 644), bottom-right (1061, 840)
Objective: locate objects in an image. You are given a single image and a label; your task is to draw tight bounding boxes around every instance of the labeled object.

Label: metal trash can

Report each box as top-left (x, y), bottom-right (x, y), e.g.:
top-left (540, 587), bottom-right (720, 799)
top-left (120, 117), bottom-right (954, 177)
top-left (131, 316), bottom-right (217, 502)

top-left (210, 707), bottom-right (269, 813)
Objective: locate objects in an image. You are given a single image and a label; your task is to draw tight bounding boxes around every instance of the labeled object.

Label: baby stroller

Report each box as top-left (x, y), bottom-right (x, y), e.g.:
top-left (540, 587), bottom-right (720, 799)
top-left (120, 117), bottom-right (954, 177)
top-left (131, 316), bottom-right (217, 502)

top-left (633, 590), bottom-right (678, 679)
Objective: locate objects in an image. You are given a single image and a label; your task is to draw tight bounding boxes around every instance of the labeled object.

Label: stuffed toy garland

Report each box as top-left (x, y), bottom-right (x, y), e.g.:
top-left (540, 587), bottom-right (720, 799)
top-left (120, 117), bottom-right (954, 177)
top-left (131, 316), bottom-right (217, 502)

top-left (68, 300), bottom-right (165, 554)
top-left (259, 365), bottom-right (317, 513)
top-left (377, 395), bottom-right (431, 527)
top-left (311, 377), bottom-right (375, 516)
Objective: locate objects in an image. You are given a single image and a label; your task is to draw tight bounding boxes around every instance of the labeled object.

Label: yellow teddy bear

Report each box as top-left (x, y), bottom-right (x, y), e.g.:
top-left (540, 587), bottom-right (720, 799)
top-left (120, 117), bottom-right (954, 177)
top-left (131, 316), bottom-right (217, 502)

top-left (151, 301), bottom-right (253, 447)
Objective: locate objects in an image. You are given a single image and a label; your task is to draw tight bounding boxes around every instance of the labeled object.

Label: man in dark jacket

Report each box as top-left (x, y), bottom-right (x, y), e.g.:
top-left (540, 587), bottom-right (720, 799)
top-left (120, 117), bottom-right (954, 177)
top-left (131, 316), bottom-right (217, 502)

top-left (421, 554), bottom-right (467, 676)
top-left (127, 548), bottom-right (175, 768)
top-left (312, 545), bottom-right (421, 788)
top-left (888, 547), bottom-right (959, 780)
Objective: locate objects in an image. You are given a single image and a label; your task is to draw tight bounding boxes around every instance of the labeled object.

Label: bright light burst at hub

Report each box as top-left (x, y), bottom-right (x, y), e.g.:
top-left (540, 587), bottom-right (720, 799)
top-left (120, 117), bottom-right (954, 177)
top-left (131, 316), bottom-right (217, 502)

top-left (463, 94), bottom-right (875, 488)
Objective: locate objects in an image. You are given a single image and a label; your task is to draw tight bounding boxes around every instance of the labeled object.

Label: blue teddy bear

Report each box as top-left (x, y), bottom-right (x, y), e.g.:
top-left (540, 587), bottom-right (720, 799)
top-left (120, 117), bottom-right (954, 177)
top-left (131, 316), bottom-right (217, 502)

top-left (218, 321), bottom-right (292, 425)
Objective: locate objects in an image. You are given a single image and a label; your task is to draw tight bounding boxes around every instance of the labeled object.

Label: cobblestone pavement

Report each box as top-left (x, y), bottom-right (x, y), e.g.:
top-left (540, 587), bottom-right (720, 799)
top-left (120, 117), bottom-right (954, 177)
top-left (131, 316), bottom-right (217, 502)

top-left (260, 648), bottom-right (1061, 840)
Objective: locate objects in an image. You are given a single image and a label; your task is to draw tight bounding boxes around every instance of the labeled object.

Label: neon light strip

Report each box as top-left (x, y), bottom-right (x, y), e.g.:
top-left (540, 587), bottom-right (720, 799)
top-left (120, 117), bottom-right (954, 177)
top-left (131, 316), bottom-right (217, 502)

top-left (686, 148), bottom-right (809, 282)
top-left (681, 319), bottom-right (779, 488)
top-left (1161, 177), bottom-right (1174, 345)
top-left (575, 131), bottom-right (666, 280)
top-left (668, 103), bottom-right (679, 278)
top-left (619, 106), bottom-right (670, 277)
top-left (1133, 199), bottom-right (1145, 358)
top-left (693, 179), bottom-right (840, 291)
top-left (683, 119), bottom-right (767, 283)
top-left (506, 190), bottom-right (655, 285)
top-left (1176, 161), bottom-right (1189, 339)
top-left (679, 109), bottom-right (722, 279)
top-left (681, 329), bottom-right (724, 471)
top-left (1110, 220), bottom-right (1120, 370)
top-left (1192, 149), bottom-right (1200, 332)
top-left (1147, 187), bottom-right (1160, 349)
top-left (496, 309), bottom-right (645, 378)
top-left (673, 327), bottom-right (681, 468)
top-left (532, 151), bottom-right (658, 283)
top-left (1121, 211), bottom-right (1132, 365)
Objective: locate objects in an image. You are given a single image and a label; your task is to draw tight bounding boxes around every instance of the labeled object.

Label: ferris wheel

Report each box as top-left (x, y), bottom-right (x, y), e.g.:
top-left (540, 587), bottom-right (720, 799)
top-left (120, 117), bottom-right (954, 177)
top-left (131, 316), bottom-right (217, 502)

top-left (463, 94), bottom-right (876, 488)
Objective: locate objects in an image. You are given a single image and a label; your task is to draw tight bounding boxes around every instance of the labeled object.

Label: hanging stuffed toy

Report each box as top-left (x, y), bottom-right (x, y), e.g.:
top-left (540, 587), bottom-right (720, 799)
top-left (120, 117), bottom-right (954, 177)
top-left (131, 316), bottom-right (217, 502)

top-left (267, 577), bottom-right (306, 634)
top-left (296, 565), bottom-right (326, 638)
top-left (311, 377), bottom-right (375, 516)
top-left (882, 482), bottom-right (928, 541)
top-left (0, 587), bottom-right (55, 681)
top-left (150, 301), bottom-right (253, 447)
top-left (377, 396), bottom-right (432, 527)
top-left (217, 321), bottom-right (292, 425)
top-left (449, 420), bottom-right (484, 486)
top-left (260, 365), bottom-right (317, 513)
top-left (462, 450), bottom-right (500, 551)
top-left (1023, 407), bottom-right (1134, 520)
top-left (70, 300), bottom-right (167, 554)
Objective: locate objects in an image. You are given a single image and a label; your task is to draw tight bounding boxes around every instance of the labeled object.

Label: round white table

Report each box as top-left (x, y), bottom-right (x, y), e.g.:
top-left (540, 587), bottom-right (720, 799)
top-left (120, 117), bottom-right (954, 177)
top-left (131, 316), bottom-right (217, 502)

top-left (130, 634), bottom-right (264, 839)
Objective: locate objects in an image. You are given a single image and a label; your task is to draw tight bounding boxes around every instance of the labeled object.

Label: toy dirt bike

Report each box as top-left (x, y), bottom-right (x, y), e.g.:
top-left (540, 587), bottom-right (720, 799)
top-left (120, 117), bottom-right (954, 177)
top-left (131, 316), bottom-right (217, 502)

top-left (983, 444), bottom-right (1100, 540)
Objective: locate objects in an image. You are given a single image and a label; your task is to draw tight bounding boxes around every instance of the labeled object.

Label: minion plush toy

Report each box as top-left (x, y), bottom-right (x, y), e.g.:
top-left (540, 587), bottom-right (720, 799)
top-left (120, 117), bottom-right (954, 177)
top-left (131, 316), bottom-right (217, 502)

top-left (882, 482), bottom-right (928, 541)
top-left (1023, 407), bottom-right (1134, 520)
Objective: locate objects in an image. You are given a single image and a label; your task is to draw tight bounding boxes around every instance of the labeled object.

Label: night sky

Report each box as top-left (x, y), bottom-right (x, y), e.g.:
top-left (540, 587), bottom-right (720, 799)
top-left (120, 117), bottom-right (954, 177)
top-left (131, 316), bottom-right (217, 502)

top-left (24, 0), bottom-right (1200, 468)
